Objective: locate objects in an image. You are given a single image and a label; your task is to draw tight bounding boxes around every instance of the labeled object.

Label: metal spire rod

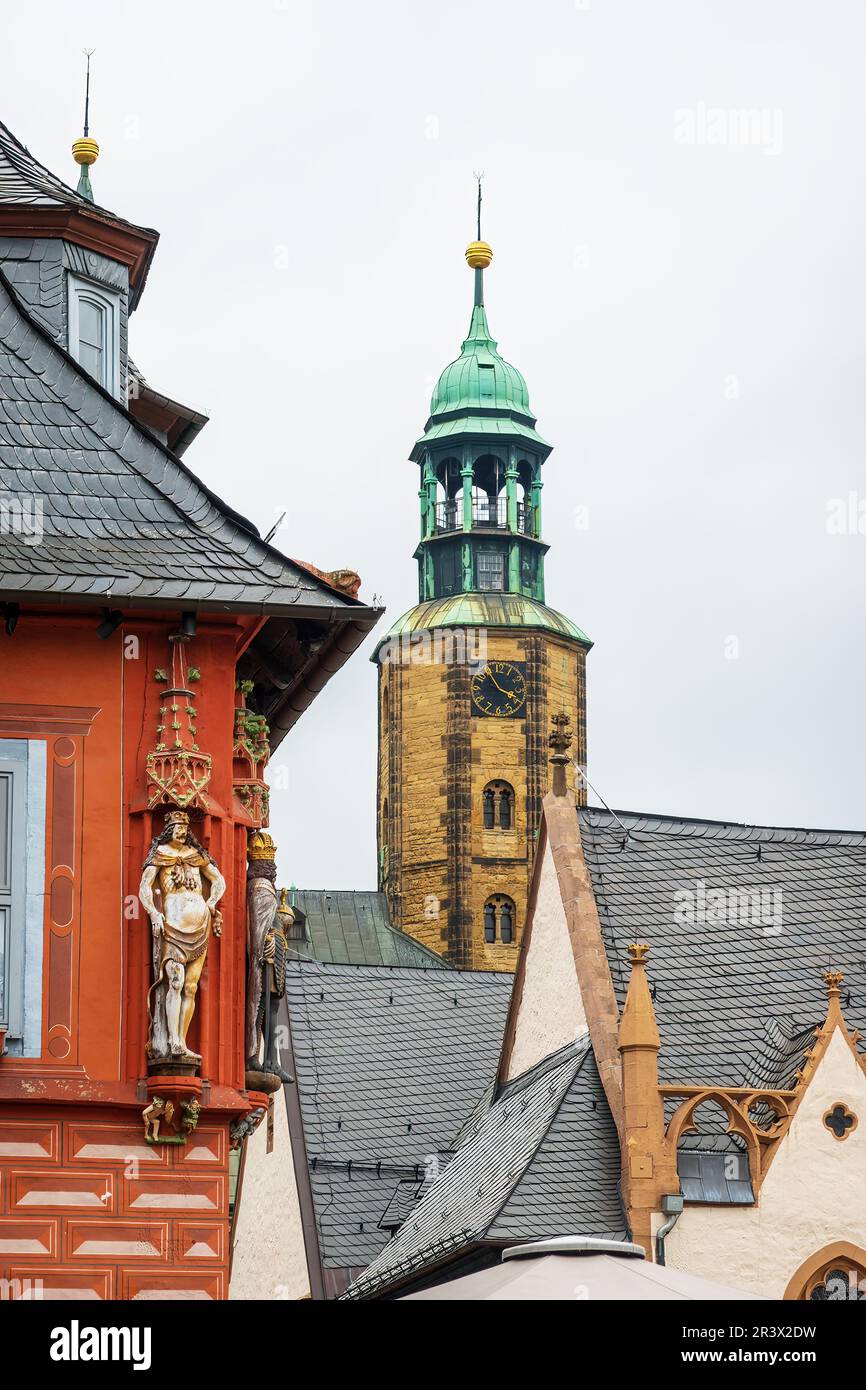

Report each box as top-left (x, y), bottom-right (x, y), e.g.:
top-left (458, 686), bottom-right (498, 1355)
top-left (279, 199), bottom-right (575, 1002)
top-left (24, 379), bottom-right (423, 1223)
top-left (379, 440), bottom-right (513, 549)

top-left (83, 49), bottom-right (95, 136)
top-left (473, 169), bottom-right (484, 240)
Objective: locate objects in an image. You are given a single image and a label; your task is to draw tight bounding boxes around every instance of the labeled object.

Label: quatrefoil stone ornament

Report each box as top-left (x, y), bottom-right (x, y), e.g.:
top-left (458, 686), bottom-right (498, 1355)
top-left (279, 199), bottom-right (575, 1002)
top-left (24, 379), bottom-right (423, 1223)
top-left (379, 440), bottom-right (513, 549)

top-left (824, 1102), bottom-right (858, 1141)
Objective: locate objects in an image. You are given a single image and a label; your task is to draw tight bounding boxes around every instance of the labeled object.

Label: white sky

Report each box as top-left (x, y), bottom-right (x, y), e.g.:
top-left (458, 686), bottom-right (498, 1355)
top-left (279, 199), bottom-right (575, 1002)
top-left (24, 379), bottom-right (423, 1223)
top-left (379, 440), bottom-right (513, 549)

top-left (6, 0), bottom-right (865, 888)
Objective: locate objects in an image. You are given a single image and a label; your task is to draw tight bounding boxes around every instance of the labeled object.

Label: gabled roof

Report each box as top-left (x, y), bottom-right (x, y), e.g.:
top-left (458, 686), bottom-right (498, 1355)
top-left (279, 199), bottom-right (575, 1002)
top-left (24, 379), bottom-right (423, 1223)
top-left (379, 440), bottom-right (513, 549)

top-left (344, 1036), bottom-right (626, 1300)
top-left (284, 891), bottom-right (447, 969)
top-left (284, 959), bottom-right (512, 1280)
top-left (577, 806), bottom-right (866, 1088)
top-left (0, 267), bottom-right (379, 621)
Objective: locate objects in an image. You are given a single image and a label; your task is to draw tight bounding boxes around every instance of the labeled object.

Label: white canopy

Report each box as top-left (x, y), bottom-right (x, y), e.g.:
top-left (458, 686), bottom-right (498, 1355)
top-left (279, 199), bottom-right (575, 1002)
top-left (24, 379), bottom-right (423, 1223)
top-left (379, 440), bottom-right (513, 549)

top-left (401, 1236), bottom-right (763, 1301)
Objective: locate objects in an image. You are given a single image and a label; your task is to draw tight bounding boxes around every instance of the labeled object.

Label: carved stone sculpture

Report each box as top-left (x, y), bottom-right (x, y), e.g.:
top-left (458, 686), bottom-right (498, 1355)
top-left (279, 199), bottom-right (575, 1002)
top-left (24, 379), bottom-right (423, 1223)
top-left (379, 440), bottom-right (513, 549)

top-left (245, 833), bottom-right (293, 1086)
top-left (139, 809), bottom-right (225, 1069)
top-left (142, 1095), bottom-right (202, 1146)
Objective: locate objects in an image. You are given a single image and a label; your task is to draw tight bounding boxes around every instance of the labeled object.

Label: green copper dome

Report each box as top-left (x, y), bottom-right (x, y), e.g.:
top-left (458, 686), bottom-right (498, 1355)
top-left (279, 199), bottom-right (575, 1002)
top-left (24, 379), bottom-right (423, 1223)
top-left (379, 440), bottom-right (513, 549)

top-left (429, 303), bottom-right (532, 416)
top-left (413, 264), bottom-right (549, 454)
top-left (374, 593), bottom-right (592, 656)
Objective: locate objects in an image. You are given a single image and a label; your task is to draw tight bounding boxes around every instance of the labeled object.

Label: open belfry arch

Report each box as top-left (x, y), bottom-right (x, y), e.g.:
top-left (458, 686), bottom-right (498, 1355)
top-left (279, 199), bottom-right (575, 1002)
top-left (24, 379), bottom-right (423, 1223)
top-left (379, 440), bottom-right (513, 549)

top-left (375, 206), bottom-right (591, 970)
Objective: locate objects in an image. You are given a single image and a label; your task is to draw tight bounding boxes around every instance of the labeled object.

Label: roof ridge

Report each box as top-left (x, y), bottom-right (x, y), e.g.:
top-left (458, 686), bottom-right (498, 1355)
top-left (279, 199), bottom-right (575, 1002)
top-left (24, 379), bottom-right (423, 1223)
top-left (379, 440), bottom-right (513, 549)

top-left (579, 804), bottom-right (866, 845)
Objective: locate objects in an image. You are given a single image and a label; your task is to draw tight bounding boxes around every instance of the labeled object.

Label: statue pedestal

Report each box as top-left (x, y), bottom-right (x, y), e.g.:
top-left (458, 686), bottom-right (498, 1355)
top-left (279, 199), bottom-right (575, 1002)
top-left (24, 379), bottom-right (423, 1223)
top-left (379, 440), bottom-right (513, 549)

top-left (147, 1053), bottom-right (200, 1079)
top-left (145, 1073), bottom-right (203, 1114)
top-left (244, 1067), bottom-right (283, 1095)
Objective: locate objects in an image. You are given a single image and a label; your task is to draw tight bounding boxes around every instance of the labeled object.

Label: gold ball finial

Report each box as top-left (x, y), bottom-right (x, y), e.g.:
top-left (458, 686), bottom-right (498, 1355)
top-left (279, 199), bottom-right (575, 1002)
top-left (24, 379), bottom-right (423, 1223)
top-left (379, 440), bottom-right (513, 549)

top-left (72, 136), bottom-right (99, 168)
top-left (465, 240), bottom-right (493, 270)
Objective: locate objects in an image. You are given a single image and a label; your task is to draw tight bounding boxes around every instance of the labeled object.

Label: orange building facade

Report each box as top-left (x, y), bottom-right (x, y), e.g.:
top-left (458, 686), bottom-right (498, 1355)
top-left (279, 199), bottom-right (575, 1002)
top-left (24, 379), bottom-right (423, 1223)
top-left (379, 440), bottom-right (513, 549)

top-left (0, 119), bottom-right (379, 1300)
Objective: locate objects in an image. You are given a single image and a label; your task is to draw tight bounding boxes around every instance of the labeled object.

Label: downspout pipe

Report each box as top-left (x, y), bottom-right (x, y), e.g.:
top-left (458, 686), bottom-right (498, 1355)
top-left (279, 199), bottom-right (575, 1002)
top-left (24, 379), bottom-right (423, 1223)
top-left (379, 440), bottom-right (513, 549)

top-left (655, 1193), bottom-right (684, 1266)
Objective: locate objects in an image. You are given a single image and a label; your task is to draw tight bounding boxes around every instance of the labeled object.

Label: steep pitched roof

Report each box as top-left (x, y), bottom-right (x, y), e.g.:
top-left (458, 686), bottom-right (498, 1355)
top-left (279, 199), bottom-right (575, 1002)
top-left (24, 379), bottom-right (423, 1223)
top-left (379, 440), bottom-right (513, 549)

top-left (284, 960), bottom-right (512, 1277)
top-left (577, 806), bottom-right (866, 1088)
top-left (285, 891), bottom-right (447, 969)
top-left (0, 267), bottom-right (377, 620)
top-left (344, 1037), bottom-right (626, 1300)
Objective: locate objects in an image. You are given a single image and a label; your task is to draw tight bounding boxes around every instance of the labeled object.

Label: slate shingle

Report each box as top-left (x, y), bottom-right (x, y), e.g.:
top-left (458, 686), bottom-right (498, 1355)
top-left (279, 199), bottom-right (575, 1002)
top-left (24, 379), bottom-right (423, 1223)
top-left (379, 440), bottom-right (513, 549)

top-left (343, 1037), bottom-right (626, 1299)
top-left (0, 270), bottom-right (373, 617)
top-left (577, 807), bottom-right (866, 1088)
top-left (286, 959), bottom-right (512, 1273)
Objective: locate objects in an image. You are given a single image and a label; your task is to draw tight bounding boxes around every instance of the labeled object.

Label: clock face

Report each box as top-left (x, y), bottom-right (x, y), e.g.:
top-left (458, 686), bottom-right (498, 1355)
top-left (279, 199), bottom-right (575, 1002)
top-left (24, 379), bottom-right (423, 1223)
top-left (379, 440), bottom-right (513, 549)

top-left (470, 661), bottom-right (528, 718)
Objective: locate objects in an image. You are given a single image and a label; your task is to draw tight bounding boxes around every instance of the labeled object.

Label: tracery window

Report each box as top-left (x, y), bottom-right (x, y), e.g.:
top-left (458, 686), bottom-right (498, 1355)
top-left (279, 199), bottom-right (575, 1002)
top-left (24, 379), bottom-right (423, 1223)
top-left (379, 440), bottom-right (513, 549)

top-left (483, 894), bottom-right (515, 946)
top-left (482, 780), bottom-right (514, 830)
top-left (785, 1245), bottom-right (866, 1301)
top-left (807, 1262), bottom-right (866, 1301)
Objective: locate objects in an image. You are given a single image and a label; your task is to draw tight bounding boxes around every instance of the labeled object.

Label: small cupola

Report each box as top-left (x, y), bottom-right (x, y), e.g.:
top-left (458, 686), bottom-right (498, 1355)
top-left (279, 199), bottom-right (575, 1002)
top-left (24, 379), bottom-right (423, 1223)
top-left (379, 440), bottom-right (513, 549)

top-left (0, 62), bottom-right (158, 401)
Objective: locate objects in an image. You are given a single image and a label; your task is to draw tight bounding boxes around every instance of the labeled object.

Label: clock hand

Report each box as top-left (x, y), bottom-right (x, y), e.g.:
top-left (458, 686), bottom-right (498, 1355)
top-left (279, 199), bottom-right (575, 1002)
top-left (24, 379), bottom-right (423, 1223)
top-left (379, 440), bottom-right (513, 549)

top-left (486, 669), bottom-right (517, 700)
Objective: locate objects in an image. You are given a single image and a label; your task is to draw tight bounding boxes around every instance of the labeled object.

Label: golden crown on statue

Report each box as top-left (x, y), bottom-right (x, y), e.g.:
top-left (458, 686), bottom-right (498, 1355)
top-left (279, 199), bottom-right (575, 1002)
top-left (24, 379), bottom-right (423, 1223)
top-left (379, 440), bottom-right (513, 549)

top-left (248, 830), bottom-right (277, 862)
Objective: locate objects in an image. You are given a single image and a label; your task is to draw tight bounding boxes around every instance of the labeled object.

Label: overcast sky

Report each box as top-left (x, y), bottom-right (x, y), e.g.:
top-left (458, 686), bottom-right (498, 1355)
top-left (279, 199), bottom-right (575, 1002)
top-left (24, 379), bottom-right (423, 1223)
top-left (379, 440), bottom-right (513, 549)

top-left (6, 1), bottom-right (865, 888)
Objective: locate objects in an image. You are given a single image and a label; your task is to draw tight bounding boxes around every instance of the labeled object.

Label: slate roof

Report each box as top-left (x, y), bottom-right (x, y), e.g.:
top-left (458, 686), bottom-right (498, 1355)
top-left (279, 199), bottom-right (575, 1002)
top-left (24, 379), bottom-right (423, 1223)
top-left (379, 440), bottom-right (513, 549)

top-left (284, 890), bottom-right (447, 969)
top-left (577, 806), bottom-right (866, 1087)
top-left (344, 1036), bottom-right (626, 1299)
top-left (285, 959), bottom-right (512, 1274)
top-left (0, 266), bottom-right (379, 619)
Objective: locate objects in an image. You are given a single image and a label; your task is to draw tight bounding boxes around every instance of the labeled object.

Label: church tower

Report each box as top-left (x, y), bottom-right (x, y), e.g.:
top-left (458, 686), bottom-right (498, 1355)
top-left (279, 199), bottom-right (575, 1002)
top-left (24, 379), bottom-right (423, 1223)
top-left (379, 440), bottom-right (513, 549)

top-left (375, 222), bottom-right (591, 970)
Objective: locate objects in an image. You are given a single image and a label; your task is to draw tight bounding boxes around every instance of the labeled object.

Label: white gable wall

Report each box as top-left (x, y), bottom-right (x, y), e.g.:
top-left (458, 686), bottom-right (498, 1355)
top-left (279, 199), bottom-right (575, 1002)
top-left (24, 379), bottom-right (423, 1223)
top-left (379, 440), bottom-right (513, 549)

top-left (665, 1026), bottom-right (866, 1297)
top-left (229, 1087), bottom-right (311, 1301)
top-left (505, 839), bottom-right (587, 1081)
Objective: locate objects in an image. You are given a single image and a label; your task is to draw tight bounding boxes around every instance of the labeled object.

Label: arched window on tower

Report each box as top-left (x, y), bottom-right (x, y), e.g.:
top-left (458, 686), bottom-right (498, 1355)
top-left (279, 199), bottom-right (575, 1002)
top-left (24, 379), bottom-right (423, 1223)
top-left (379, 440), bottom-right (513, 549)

top-left (482, 780), bottom-right (514, 830)
top-left (484, 900), bottom-right (496, 944)
top-left (483, 894), bottom-right (517, 946)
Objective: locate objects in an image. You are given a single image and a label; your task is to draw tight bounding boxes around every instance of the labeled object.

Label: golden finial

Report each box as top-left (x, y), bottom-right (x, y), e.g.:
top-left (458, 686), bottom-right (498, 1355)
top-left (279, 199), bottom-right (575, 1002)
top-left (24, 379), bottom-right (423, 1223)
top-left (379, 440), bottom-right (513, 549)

top-left (628, 942), bottom-right (651, 965)
top-left (72, 50), bottom-right (99, 202)
top-left (466, 241), bottom-right (493, 269)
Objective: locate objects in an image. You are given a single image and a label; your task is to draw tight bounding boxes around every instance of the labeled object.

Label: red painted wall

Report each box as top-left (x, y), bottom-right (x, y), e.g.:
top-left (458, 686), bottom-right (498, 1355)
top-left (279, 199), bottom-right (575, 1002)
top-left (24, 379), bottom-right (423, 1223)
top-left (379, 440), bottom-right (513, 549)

top-left (0, 612), bottom-right (260, 1299)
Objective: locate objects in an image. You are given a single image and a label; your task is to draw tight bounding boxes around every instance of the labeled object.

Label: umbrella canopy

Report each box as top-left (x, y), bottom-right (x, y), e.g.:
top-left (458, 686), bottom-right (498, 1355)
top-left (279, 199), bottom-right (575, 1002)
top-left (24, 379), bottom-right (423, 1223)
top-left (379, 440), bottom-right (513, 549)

top-left (401, 1236), bottom-right (762, 1301)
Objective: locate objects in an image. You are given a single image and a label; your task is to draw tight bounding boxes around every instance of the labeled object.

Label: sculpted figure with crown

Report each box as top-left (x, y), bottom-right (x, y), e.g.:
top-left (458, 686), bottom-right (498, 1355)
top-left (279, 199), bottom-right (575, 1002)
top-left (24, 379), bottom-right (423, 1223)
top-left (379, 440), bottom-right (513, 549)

top-left (246, 831), bottom-right (293, 1088)
top-left (138, 809), bottom-right (226, 1068)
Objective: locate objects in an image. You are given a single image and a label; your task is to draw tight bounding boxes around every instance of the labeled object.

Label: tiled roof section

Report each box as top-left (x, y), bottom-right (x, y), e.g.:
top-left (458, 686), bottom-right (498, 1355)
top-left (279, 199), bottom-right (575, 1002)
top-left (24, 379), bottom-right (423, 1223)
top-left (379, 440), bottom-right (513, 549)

top-left (344, 1038), bottom-right (626, 1300)
top-left (0, 269), bottom-right (374, 616)
top-left (285, 891), bottom-right (447, 969)
top-left (577, 806), bottom-right (866, 1088)
top-left (678, 1151), bottom-right (754, 1205)
top-left (286, 960), bottom-right (512, 1272)
top-left (378, 1179), bottom-right (424, 1232)
top-left (744, 1017), bottom-right (820, 1092)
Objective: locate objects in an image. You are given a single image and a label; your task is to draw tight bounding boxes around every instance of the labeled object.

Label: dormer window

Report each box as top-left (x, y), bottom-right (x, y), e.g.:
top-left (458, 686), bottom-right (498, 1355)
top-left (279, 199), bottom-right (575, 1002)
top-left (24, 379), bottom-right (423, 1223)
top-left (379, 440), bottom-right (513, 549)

top-left (67, 273), bottom-right (120, 398)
